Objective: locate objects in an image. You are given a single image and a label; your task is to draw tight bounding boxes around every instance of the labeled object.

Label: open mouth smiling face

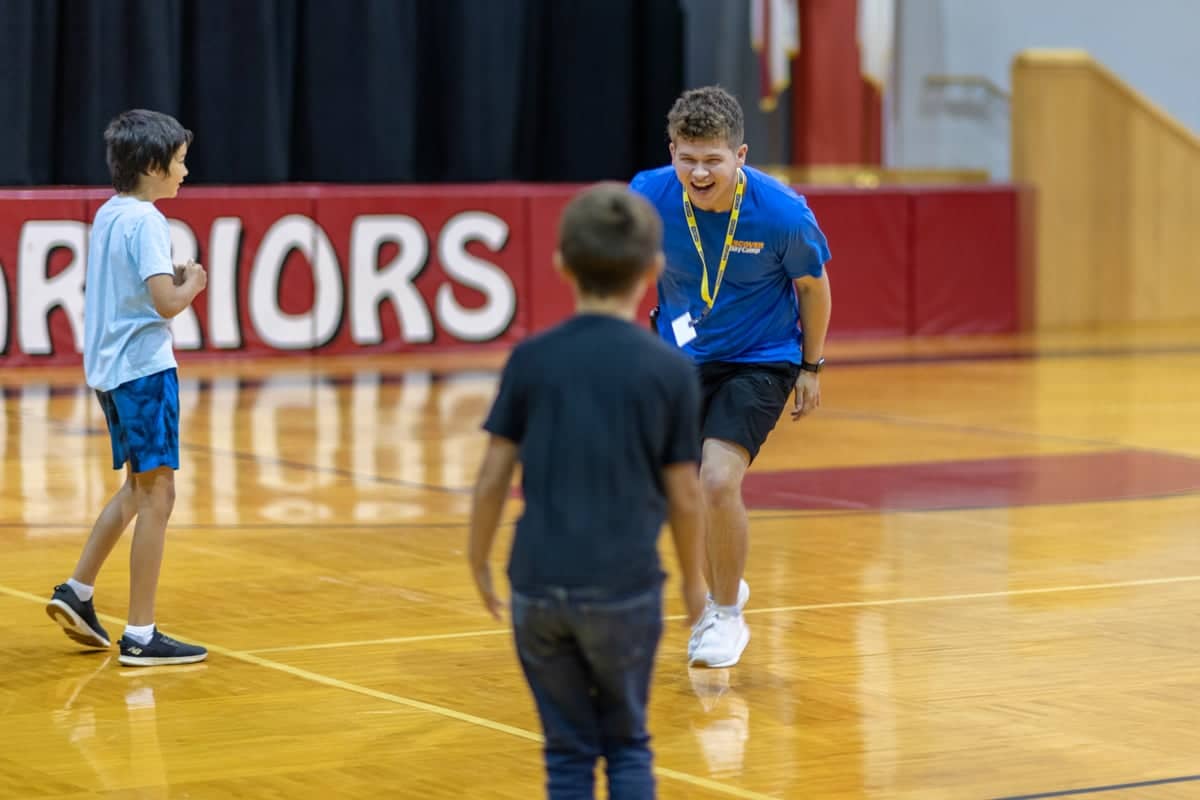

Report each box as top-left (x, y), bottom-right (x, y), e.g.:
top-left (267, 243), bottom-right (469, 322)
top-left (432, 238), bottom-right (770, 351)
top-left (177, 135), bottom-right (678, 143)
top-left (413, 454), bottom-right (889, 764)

top-left (670, 137), bottom-right (747, 212)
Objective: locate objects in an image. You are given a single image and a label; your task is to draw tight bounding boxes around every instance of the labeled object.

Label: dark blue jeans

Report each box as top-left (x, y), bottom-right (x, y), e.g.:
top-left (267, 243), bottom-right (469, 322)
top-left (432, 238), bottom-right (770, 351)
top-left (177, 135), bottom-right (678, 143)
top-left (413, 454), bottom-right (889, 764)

top-left (511, 583), bottom-right (664, 800)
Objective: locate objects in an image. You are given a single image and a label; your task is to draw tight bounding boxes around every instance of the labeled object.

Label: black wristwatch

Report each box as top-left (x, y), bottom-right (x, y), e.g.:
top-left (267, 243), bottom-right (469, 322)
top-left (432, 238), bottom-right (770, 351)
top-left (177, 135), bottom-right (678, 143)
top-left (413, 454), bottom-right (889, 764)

top-left (799, 358), bottom-right (824, 374)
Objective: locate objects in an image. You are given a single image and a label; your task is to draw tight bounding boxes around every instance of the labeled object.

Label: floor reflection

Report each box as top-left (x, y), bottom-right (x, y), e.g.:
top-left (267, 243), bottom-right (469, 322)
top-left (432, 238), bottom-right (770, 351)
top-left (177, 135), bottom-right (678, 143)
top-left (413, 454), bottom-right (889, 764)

top-left (687, 667), bottom-right (750, 779)
top-left (2, 370), bottom-right (499, 530)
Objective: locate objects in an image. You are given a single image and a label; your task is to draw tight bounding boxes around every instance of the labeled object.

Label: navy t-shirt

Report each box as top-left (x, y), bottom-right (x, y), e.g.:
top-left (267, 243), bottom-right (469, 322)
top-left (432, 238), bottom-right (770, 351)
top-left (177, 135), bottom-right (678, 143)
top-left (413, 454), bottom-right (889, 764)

top-left (631, 165), bottom-right (831, 364)
top-left (484, 314), bottom-right (701, 595)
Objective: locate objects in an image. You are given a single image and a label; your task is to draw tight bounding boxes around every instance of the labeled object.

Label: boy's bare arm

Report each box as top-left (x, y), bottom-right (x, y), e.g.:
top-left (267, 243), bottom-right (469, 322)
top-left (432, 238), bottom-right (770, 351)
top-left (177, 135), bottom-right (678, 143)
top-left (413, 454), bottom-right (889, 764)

top-left (663, 462), bottom-right (707, 625)
top-left (147, 260), bottom-right (207, 319)
top-left (468, 435), bottom-right (520, 620)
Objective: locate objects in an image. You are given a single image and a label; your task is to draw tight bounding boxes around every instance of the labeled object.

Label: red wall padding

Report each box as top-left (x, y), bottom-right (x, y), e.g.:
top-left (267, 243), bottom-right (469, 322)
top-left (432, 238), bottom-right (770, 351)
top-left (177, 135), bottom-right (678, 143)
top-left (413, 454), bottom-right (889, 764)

top-left (804, 190), bottom-right (910, 338)
top-left (909, 187), bottom-right (1027, 336)
top-left (0, 183), bottom-right (1031, 366)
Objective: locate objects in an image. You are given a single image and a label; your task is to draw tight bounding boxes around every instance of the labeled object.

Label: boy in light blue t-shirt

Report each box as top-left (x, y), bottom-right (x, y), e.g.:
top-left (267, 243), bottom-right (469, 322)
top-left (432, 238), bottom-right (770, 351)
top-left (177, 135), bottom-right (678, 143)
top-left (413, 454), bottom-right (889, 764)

top-left (45, 109), bottom-right (209, 667)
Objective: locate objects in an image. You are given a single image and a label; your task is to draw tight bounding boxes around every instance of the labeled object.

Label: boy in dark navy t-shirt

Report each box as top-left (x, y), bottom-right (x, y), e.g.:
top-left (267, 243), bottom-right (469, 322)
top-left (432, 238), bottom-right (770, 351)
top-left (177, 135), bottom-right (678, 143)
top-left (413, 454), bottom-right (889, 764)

top-left (469, 183), bottom-right (707, 799)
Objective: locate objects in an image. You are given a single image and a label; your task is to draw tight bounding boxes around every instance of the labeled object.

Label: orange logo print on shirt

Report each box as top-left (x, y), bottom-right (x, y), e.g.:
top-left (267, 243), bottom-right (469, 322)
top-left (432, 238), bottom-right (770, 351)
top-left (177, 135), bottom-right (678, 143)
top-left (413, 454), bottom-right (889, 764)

top-left (730, 240), bottom-right (764, 255)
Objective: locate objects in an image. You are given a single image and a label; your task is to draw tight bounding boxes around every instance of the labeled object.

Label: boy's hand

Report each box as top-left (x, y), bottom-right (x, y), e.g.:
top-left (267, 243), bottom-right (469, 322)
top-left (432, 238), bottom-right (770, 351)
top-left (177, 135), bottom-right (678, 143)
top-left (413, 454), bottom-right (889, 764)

top-left (186, 260), bottom-right (207, 291)
top-left (471, 564), bottom-right (505, 621)
top-left (175, 260), bottom-right (207, 291)
top-left (173, 259), bottom-right (194, 286)
top-left (681, 575), bottom-right (707, 627)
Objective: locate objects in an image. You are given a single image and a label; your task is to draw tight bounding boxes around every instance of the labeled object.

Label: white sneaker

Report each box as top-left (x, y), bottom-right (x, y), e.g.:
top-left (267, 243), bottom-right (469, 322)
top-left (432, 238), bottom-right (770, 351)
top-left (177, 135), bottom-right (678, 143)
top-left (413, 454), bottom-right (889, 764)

top-left (689, 611), bottom-right (750, 668)
top-left (688, 580), bottom-right (749, 660)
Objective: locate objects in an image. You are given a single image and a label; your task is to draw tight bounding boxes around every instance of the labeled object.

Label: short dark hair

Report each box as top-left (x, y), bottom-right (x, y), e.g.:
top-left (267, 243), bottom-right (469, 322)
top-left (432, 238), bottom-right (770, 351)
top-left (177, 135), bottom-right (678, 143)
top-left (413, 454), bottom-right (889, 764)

top-left (558, 183), bottom-right (662, 297)
top-left (666, 86), bottom-right (745, 148)
top-left (104, 109), bottom-right (193, 193)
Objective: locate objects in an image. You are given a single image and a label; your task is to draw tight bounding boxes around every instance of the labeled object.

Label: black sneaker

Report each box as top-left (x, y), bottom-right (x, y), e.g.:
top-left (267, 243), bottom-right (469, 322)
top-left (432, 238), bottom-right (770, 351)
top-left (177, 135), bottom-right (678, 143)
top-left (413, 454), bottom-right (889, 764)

top-left (118, 629), bottom-right (208, 667)
top-left (46, 584), bottom-right (111, 649)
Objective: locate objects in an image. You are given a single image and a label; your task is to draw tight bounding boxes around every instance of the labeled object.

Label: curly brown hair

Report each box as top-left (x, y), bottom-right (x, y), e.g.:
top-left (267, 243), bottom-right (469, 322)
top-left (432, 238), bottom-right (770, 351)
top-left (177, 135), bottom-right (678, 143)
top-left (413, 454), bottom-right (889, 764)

top-left (666, 86), bottom-right (745, 147)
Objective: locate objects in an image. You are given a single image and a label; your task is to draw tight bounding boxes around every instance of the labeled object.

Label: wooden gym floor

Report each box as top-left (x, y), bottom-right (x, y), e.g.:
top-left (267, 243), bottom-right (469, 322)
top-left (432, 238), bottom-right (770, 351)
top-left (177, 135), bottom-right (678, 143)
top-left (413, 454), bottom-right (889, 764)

top-left (3, 325), bottom-right (1200, 799)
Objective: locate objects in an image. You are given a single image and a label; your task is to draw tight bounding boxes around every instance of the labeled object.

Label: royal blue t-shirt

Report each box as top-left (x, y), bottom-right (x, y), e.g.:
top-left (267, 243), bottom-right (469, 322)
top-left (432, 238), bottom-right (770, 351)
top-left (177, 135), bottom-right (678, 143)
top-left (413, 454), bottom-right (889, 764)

top-left (631, 165), bottom-right (830, 364)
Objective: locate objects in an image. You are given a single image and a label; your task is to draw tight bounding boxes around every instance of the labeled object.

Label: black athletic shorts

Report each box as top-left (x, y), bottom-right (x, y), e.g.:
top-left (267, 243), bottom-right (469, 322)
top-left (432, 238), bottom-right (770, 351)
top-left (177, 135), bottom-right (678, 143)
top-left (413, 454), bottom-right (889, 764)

top-left (698, 361), bottom-right (800, 462)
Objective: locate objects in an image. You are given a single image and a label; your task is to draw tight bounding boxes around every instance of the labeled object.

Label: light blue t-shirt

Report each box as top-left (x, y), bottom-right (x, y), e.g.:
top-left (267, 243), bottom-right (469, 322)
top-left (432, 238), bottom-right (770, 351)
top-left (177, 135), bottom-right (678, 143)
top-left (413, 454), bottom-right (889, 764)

top-left (631, 165), bottom-right (830, 364)
top-left (83, 195), bottom-right (177, 392)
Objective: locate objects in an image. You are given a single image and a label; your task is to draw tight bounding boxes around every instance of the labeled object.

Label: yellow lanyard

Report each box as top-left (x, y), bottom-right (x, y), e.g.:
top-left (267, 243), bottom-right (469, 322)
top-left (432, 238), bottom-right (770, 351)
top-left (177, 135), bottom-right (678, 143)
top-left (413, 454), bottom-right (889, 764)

top-left (682, 168), bottom-right (746, 320)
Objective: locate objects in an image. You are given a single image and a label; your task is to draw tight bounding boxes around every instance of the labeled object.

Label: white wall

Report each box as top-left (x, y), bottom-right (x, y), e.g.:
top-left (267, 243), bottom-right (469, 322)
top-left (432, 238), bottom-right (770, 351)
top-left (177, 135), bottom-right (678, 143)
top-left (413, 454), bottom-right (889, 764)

top-left (889, 0), bottom-right (1200, 178)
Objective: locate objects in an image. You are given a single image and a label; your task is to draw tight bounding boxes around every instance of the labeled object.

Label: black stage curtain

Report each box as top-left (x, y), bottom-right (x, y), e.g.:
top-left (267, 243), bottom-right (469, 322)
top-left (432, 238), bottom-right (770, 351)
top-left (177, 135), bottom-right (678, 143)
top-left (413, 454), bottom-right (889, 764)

top-left (0, 0), bottom-right (683, 185)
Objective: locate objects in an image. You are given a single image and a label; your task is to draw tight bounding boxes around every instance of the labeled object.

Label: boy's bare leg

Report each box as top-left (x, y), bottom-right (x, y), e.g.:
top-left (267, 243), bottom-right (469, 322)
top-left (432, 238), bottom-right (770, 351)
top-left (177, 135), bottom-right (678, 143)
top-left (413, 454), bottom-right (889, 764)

top-left (71, 465), bottom-right (137, 586)
top-left (127, 467), bottom-right (175, 627)
top-left (698, 439), bottom-right (750, 607)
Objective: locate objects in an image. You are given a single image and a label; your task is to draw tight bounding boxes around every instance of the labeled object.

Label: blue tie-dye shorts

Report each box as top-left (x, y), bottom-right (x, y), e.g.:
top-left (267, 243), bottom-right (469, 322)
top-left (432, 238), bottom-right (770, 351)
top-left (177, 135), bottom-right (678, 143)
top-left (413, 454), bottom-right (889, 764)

top-left (95, 368), bottom-right (180, 473)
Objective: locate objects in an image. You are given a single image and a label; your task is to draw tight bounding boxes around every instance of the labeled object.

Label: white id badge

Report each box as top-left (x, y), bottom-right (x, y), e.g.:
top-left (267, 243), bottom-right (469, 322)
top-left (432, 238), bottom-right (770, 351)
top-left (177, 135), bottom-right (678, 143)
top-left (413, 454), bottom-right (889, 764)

top-left (671, 312), bottom-right (697, 347)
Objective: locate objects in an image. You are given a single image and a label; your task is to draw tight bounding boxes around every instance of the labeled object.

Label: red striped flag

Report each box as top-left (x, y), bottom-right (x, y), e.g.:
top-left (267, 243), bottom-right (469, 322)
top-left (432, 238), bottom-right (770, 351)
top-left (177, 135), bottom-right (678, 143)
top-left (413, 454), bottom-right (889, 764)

top-left (751, 0), bottom-right (800, 112)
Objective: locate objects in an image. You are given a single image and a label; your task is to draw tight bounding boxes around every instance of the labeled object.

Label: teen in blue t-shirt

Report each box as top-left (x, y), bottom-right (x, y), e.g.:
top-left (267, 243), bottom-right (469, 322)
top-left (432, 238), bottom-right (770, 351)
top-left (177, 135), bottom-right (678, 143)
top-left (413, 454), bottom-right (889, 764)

top-left (631, 86), bottom-right (834, 669)
top-left (632, 163), bottom-right (828, 364)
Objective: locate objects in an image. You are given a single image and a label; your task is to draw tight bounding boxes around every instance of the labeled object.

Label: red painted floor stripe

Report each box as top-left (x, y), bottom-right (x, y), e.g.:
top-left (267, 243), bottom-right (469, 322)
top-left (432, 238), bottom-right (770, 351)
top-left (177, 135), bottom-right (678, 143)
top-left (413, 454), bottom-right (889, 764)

top-left (743, 450), bottom-right (1200, 511)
